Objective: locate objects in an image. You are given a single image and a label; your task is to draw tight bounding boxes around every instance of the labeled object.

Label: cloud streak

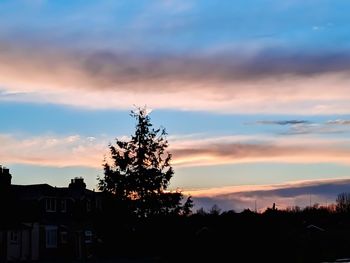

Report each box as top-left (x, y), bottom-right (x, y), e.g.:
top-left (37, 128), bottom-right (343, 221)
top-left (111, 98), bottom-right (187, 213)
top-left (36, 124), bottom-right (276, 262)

top-left (1, 43), bottom-right (350, 114)
top-left (253, 119), bottom-right (350, 135)
top-left (172, 136), bottom-right (350, 166)
top-left (0, 134), bottom-right (108, 168)
top-left (255, 120), bottom-right (310, 125)
top-left (327, 119), bottom-right (350, 125)
top-left (2, 132), bottom-right (350, 168)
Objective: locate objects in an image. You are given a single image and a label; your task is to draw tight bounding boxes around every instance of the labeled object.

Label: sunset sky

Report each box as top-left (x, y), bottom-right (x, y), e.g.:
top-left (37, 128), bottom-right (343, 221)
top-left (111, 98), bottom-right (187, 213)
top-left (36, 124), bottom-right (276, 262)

top-left (1, 0), bottom-right (350, 211)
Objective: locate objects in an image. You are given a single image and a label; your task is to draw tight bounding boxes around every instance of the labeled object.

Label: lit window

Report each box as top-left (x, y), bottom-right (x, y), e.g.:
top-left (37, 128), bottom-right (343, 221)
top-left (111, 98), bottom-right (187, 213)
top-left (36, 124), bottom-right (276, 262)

top-left (45, 226), bottom-right (57, 248)
top-left (10, 231), bottom-right (18, 244)
top-left (85, 230), bottom-right (93, 243)
top-left (45, 198), bottom-right (56, 212)
top-left (60, 199), bottom-right (67, 212)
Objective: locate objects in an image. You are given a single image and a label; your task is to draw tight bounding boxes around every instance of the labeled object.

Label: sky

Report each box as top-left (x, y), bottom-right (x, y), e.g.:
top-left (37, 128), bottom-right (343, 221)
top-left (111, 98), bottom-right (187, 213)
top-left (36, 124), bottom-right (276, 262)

top-left (1, 0), bottom-right (350, 211)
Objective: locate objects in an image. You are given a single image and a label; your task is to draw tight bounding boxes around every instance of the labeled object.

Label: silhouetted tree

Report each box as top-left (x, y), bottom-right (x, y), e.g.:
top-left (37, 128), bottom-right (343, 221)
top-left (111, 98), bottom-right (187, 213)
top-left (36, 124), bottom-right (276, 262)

top-left (196, 207), bottom-right (207, 216)
top-left (181, 194), bottom-right (194, 215)
top-left (209, 204), bottom-right (222, 215)
top-left (336, 192), bottom-right (350, 213)
top-left (221, 209), bottom-right (236, 216)
top-left (286, 205), bottom-right (301, 213)
top-left (98, 107), bottom-right (192, 217)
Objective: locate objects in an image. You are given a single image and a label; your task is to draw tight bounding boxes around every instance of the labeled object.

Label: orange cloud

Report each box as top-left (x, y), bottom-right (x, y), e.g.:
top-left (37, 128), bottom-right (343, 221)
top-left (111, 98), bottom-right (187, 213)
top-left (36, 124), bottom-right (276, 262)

top-left (0, 134), bottom-right (107, 168)
top-left (1, 133), bottom-right (350, 169)
top-left (171, 137), bottom-right (350, 167)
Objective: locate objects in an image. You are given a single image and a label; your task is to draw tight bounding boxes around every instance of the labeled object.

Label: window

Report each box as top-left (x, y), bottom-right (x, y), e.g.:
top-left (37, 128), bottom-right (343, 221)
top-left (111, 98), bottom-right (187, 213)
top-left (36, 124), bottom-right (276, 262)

top-left (45, 198), bottom-right (56, 212)
top-left (45, 226), bottom-right (57, 248)
top-left (86, 199), bottom-right (91, 212)
top-left (60, 231), bottom-right (68, 244)
top-left (95, 198), bottom-right (102, 210)
top-left (60, 199), bottom-right (67, 212)
top-left (10, 231), bottom-right (18, 244)
top-left (84, 231), bottom-right (93, 244)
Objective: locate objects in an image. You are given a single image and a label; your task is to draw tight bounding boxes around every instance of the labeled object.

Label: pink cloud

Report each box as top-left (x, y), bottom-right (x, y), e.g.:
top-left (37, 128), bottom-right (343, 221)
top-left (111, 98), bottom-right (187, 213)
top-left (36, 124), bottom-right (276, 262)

top-left (1, 133), bottom-right (350, 169)
top-left (0, 134), bottom-right (108, 168)
top-left (171, 137), bottom-right (350, 167)
top-left (1, 43), bottom-right (350, 114)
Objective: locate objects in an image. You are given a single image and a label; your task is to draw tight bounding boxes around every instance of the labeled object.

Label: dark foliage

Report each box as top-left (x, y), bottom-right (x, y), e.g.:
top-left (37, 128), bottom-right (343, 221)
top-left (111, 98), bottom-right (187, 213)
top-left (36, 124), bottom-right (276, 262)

top-left (94, 205), bottom-right (350, 263)
top-left (336, 192), bottom-right (350, 213)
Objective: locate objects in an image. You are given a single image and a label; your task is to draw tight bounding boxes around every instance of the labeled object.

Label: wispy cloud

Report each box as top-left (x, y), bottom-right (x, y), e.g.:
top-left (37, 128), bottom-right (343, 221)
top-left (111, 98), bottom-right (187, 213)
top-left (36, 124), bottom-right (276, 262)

top-left (327, 119), bottom-right (350, 125)
top-left (170, 134), bottom-right (350, 166)
top-left (0, 134), bottom-right (108, 168)
top-left (172, 140), bottom-right (350, 167)
top-left (255, 120), bottom-right (310, 125)
top-left (253, 119), bottom-right (350, 135)
top-left (2, 133), bottom-right (350, 168)
top-left (1, 43), bottom-right (350, 114)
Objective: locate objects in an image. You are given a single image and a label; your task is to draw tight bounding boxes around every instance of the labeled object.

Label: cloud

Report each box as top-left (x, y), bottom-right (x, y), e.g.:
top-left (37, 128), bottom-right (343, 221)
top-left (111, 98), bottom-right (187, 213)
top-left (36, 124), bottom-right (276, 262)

top-left (255, 120), bottom-right (310, 125)
top-left (254, 119), bottom-right (350, 135)
top-left (190, 178), bottom-right (350, 212)
top-left (283, 119), bottom-right (350, 135)
top-left (2, 133), bottom-right (350, 168)
top-left (282, 123), bottom-right (347, 135)
top-left (171, 136), bottom-right (350, 167)
top-left (327, 119), bottom-right (350, 125)
top-left (1, 43), bottom-right (350, 114)
top-left (0, 134), bottom-right (108, 168)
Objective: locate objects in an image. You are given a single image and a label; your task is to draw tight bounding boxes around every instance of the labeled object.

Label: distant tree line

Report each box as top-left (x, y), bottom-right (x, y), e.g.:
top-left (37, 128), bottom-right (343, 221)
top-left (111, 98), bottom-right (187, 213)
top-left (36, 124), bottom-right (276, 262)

top-left (194, 193), bottom-right (350, 216)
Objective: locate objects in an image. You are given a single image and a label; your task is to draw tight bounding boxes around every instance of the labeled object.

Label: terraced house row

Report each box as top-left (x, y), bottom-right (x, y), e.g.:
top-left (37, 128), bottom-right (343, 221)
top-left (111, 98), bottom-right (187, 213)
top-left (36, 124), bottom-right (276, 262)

top-left (0, 166), bottom-right (103, 262)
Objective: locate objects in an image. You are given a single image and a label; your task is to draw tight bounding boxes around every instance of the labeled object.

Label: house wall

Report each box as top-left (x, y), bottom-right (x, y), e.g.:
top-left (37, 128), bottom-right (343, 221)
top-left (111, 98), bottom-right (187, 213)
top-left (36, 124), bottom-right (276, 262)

top-left (6, 231), bottom-right (20, 261)
top-left (1, 226), bottom-right (39, 262)
top-left (39, 225), bottom-right (57, 260)
top-left (39, 225), bottom-right (75, 260)
top-left (20, 229), bottom-right (30, 261)
top-left (31, 223), bottom-right (39, 260)
top-left (0, 231), bottom-right (6, 262)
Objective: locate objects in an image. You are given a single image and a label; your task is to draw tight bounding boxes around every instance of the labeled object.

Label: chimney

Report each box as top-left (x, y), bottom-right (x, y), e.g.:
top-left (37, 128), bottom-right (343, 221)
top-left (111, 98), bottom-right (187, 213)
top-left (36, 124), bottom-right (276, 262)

top-left (69, 177), bottom-right (86, 190)
top-left (0, 166), bottom-right (12, 187)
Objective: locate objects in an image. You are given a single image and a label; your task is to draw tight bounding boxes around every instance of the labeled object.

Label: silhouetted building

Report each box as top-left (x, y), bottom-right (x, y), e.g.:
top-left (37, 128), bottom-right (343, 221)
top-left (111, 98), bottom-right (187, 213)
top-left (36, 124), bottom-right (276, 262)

top-left (0, 167), bottom-right (102, 262)
top-left (0, 166), bottom-right (11, 188)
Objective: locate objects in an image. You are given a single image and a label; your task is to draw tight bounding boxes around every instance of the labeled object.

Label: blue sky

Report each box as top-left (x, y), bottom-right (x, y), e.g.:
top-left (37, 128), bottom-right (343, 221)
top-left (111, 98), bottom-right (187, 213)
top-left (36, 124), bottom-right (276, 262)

top-left (1, 0), bottom-right (350, 210)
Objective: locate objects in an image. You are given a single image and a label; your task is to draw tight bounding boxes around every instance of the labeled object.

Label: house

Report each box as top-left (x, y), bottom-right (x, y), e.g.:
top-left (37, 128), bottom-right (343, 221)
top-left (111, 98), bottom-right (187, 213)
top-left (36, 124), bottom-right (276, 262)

top-left (0, 166), bottom-right (103, 262)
